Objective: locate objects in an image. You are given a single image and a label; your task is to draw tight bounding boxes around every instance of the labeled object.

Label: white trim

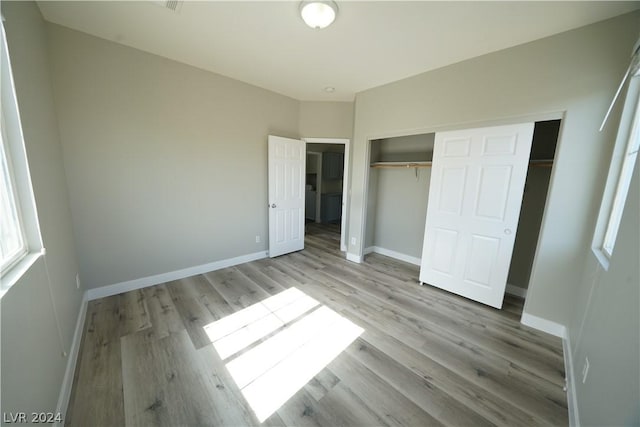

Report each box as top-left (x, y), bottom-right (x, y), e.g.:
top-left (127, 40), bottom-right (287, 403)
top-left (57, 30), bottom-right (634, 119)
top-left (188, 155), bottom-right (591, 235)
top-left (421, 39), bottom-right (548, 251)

top-left (592, 78), bottom-right (640, 271)
top-left (505, 283), bottom-right (528, 299)
top-left (303, 138), bottom-right (349, 144)
top-left (303, 137), bottom-right (350, 252)
top-left (55, 291), bottom-right (88, 427)
top-left (364, 246), bottom-right (421, 266)
top-left (87, 251), bottom-right (268, 300)
top-left (364, 111), bottom-right (565, 142)
top-left (520, 312), bottom-right (566, 338)
top-left (346, 253), bottom-right (362, 263)
top-left (0, 250), bottom-right (42, 299)
top-left (562, 333), bottom-right (580, 427)
top-left (520, 312), bottom-right (579, 425)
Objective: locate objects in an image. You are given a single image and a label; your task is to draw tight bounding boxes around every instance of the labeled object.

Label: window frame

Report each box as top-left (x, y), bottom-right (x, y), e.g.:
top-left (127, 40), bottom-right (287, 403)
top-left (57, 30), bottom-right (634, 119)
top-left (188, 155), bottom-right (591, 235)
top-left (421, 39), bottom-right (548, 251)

top-left (0, 18), bottom-right (44, 297)
top-left (602, 95), bottom-right (640, 258)
top-left (593, 75), bottom-right (640, 269)
top-left (0, 111), bottom-right (28, 274)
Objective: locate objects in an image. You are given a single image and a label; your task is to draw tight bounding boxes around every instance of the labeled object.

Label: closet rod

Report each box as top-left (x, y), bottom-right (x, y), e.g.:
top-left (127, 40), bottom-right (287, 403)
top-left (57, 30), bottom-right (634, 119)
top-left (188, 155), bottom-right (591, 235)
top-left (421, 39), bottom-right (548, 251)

top-left (370, 159), bottom-right (554, 169)
top-left (370, 161), bottom-right (432, 168)
top-left (529, 159), bottom-right (554, 168)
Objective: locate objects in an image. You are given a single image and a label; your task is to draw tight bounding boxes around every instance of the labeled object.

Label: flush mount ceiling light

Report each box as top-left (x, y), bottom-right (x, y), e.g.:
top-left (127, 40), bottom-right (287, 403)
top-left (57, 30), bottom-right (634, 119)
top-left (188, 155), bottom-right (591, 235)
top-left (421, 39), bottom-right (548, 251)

top-left (300, 1), bottom-right (338, 29)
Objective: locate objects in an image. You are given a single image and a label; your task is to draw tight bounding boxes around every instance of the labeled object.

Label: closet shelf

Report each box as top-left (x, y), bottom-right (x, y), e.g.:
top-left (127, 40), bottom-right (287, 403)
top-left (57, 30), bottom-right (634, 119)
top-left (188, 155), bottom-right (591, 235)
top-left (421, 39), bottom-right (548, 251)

top-left (370, 159), bottom-right (553, 169)
top-left (370, 161), bottom-right (432, 169)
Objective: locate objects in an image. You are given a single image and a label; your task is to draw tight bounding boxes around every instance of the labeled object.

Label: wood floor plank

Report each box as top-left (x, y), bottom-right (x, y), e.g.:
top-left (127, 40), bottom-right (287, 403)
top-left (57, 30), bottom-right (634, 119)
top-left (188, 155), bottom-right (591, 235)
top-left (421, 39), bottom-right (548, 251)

top-left (204, 267), bottom-right (271, 309)
top-left (320, 263), bottom-right (566, 386)
top-left (166, 278), bottom-right (216, 349)
top-left (66, 297), bottom-right (125, 427)
top-left (327, 351), bottom-right (445, 427)
top-left (122, 329), bottom-right (224, 426)
top-left (141, 284), bottom-right (184, 340)
top-left (196, 343), bottom-right (280, 427)
top-left (304, 368), bottom-right (340, 401)
top-left (346, 337), bottom-right (495, 427)
top-left (117, 289), bottom-right (152, 337)
top-left (296, 277), bottom-right (568, 425)
top-left (235, 262), bottom-right (288, 294)
top-left (356, 319), bottom-right (542, 427)
top-left (67, 224), bottom-right (568, 426)
top-left (310, 382), bottom-right (390, 427)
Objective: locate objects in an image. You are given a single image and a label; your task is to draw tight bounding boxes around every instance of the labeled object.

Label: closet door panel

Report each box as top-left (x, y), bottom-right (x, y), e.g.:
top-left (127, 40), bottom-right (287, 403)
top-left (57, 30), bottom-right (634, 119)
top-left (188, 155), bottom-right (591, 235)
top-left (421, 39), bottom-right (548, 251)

top-left (419, 123), bottom-right (534, 309)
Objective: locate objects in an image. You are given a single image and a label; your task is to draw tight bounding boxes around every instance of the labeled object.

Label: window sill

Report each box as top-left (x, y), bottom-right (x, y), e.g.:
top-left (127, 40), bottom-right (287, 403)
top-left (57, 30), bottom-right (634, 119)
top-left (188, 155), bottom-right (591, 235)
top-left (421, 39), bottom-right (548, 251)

top-left (0, 250), bottom-right (43, 300)
top-left (591, 247), bottom-right (611, 272)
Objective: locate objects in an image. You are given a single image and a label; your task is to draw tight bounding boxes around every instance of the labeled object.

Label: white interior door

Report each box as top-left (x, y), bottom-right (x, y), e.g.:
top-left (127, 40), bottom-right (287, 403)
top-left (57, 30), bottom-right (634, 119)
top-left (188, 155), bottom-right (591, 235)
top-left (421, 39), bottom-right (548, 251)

top-left (268, 135), bottom-right (305, 258)
top-left (419, 123), bottom-right (534, 308)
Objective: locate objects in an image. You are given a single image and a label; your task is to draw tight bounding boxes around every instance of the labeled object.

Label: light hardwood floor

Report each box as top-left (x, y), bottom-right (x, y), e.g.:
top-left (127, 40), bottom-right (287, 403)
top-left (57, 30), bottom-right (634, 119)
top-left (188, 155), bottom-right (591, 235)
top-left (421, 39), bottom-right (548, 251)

top-left (66, 224), bottom-right (568, 426)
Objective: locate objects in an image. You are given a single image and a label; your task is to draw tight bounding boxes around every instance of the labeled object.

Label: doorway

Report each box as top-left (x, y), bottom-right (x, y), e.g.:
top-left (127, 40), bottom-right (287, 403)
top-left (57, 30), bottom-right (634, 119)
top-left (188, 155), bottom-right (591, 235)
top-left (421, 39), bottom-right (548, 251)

top-left (304, 138), bottom-right (350, 252)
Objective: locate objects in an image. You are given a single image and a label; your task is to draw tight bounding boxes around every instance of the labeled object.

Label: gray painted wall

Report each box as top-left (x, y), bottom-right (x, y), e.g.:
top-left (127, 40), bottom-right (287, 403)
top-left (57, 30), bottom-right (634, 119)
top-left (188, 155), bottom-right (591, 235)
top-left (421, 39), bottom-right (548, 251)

top-left (347, 12), bottom-right (639, 329)
top-left (47, 24), bottom-right (300, 289)
top-left (571, 161), bottom-right (639, 426)
top-left (1, 1), bottom-right (82, 420)
top-left (371, 167), bottom-right (430, 258)
top-left (368, 133), bottom-right (434, 258)
top-left (299, 101), bottom-right (354, 139)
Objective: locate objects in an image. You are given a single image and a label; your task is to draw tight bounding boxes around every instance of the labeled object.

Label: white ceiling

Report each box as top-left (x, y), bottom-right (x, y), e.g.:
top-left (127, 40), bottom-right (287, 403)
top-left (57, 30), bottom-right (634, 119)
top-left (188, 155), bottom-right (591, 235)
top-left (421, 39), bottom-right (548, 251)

top-left (38, 1), bottom-right (640, 101)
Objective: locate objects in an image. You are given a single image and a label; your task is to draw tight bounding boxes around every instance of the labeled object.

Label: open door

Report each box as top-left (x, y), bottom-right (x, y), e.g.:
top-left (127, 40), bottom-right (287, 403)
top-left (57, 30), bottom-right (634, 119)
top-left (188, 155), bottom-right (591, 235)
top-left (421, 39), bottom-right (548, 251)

top-left (419, 123), bottom-right (534, 308)
top-left (268, 135), bottom-right (305, 258)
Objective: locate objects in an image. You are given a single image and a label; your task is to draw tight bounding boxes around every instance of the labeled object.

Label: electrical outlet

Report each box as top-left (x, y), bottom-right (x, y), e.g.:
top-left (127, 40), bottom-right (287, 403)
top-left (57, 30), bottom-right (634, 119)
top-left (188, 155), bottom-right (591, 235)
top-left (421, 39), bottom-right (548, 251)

top-left (75, 273), bottom-right (81, 289)
top-left (255, 235), bottom-right (261, 243)
top-left (350, 237), bottom-right (357, 246)
top-left (582, 357), bottom-right (590, 383)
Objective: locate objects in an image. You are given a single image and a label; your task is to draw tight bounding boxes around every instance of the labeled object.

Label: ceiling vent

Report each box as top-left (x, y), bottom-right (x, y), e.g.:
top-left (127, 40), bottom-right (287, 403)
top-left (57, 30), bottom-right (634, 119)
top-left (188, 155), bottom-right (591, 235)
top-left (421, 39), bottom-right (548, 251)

top-left (151, 0), bottom-right (183, 13)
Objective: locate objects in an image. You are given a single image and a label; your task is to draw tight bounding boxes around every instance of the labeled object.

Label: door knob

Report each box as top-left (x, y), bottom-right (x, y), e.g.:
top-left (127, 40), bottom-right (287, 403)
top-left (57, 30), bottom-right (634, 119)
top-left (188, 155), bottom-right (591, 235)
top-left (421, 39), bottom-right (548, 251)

top-left (271, 203), bottom-right (277, 208)
top-left (504, 228), bottom-right (512, 235)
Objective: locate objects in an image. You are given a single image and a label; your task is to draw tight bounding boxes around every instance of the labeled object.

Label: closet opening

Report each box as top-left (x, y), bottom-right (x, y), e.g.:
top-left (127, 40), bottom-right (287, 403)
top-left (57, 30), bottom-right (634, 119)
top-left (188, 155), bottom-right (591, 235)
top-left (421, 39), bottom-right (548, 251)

top-left (363, 119), bottom-right (560, 306)
top-left (507, 119), bottom-right (560, 300)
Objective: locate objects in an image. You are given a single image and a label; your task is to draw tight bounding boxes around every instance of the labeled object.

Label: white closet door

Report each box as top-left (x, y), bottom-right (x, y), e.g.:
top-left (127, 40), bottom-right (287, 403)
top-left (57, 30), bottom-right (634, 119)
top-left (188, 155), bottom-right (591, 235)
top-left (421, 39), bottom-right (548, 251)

top-left (419, 123), bottom-right (534, 308)
top-left (268, 135), bottom-right (305, 258)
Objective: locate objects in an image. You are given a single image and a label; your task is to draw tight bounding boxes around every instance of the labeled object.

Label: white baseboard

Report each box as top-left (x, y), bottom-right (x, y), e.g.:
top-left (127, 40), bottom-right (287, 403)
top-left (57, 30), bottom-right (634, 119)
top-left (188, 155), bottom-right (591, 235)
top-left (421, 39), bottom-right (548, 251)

top-left (520, 312), bottom-right (579, 425)
top-left (520, 312), bottom-right (566, 338)
top-left (55, 291), bottom-right (88, 426)
top-left (562, 333), bottom-right (580, 427)
top-left (506, 283), bottom-right (528, 298)
top-left (87, 251), bottom-right (268, 301)
top-left (364, 246), bottom-right (421, 266)
top-left (346, 253), bottom-right (362, 263)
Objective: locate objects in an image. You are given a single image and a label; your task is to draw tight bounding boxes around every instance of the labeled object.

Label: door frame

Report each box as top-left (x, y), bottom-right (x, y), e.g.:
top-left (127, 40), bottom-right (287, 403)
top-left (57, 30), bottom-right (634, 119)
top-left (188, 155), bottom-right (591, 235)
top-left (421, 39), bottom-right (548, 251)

top-left (303, 138), bottom-right (350, 252)
top-left (358, 112), bottom-right (565, 303)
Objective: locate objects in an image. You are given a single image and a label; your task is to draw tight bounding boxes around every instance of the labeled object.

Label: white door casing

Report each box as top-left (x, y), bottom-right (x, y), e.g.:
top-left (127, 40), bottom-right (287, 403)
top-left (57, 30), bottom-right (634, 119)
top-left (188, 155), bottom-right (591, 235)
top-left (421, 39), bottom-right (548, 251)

top-left (419, 123), bottom-right (534, 308)
top-left (268, 135), bottom-right (305, 258)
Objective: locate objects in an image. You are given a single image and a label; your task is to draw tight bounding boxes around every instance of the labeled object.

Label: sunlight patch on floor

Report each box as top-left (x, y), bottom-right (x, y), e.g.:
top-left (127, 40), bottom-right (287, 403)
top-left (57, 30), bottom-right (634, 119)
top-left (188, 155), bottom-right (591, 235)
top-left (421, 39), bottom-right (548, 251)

top-left (204, 287), bottom-right (363, 422)
top-left (204, 287), bottom-right (319, 360)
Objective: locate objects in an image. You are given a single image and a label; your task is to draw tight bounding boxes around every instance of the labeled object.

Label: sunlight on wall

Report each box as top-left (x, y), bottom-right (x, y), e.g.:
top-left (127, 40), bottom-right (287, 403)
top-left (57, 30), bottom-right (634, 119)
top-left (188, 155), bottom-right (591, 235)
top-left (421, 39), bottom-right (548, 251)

top-left (204, 287), bottom-right (364, 422)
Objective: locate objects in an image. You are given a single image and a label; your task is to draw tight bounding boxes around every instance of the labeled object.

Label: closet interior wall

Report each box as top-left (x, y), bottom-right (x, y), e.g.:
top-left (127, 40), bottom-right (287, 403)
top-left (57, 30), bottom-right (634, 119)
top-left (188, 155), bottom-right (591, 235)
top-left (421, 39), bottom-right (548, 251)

top-left (508, 120), bottom-right (560, 294)
top-left (366, 133), bottom-right (435, 259)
